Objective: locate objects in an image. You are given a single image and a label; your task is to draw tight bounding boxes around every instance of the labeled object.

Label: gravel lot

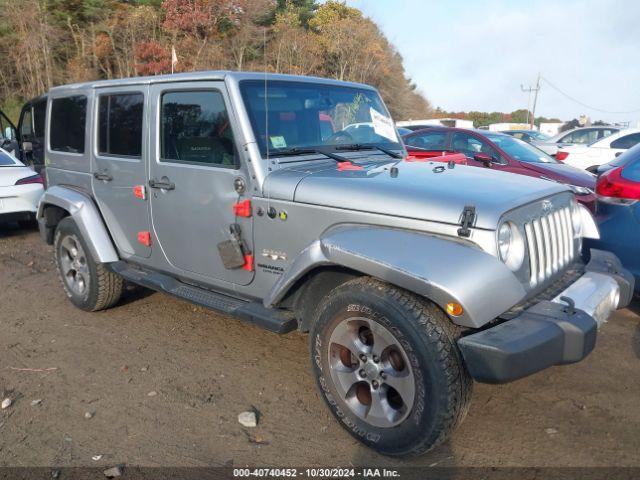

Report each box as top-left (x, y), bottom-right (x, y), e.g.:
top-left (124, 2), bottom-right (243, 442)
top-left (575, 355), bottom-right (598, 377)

top-left (1, 223), bottom-right (639, 468)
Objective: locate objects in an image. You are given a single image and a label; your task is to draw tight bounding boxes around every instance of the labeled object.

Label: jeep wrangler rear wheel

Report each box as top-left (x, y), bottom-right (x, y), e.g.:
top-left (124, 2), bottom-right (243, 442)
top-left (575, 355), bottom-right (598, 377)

top-left (310, 277), bottom-right (472, 456)
top-left (54, 217), bottom-right (123, 312)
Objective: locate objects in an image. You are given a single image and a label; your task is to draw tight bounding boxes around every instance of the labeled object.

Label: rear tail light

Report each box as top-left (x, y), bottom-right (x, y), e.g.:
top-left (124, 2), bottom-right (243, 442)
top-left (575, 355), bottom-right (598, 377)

top-left (556, 151), bottom-right (569, 161)
top-left (596, 166), bottom-right (640, 201)
top-left (15, 174), bottom-right (44, 185)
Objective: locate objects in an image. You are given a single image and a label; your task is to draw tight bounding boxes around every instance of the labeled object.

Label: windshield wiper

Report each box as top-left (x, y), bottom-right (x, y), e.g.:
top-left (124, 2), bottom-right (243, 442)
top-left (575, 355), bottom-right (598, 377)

top-left (270, 147), bottom-right (350, 162)
top-left (334, 143), bottom-right (404, 159)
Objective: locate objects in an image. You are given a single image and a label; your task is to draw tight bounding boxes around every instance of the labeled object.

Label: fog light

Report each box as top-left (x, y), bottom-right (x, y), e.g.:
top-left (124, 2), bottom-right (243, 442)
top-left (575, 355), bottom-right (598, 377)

top-left (446, 302), bottom-right (463, 316)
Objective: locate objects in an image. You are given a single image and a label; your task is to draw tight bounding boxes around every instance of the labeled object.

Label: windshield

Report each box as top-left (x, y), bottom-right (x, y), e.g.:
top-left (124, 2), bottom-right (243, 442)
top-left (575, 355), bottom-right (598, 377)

top-left (529, 131), bottom-right (551, 141)
top-left (484, 134), bottom-right (557, 164)
top-left (0, 149), bottom-right (18, 166)
top-left (240, 80), bottom-right (401, 157)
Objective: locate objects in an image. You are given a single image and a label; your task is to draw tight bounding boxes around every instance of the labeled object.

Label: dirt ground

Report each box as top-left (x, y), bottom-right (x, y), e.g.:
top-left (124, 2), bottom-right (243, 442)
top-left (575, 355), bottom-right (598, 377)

top-left (1, 222), bottom-right (639, 469)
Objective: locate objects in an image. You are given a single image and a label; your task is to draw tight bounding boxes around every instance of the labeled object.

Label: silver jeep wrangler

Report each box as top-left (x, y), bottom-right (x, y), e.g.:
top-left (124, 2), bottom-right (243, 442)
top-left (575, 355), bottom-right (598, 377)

top-left (37, 71), bottom-right (633, 456)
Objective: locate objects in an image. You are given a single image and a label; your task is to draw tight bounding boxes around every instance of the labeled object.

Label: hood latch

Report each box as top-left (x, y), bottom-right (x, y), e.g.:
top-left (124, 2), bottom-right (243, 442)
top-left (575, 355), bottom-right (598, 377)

top-left (457, 205), bottom-right (476, 238)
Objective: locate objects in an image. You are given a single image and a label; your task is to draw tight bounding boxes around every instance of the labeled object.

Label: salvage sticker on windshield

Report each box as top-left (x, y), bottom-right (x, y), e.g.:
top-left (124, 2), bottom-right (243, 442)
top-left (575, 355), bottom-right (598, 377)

top-left (370, 107), bottom-right (397, 142)
top-left (270, 136), bottom-right (287, 149)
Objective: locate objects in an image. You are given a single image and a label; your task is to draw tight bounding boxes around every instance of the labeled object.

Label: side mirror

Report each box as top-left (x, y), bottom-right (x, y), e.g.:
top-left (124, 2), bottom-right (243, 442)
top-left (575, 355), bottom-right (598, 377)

top-left (22, 141), bottom-right (33, 153)
top-left (474, 152), bottom-right (493, 167)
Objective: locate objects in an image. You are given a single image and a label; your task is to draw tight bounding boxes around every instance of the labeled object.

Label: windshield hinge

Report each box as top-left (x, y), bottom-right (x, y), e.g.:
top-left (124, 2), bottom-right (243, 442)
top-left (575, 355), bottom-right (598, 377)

top-left (457, 205), bottom-right (476, 238)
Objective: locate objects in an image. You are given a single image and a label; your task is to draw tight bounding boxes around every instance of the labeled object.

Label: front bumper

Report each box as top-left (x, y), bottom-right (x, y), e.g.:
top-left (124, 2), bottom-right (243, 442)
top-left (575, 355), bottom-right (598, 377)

top-left (458, 249), bottom-right (634, 384)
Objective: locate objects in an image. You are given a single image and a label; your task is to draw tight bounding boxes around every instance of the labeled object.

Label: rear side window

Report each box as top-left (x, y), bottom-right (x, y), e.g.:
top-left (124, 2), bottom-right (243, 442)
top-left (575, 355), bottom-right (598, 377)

top-left (33, 100), bottom-right (47, 138)
top-left (98, 93), bottom-right (144, 157)
top-left (50, 96), bottom-right (87, 154)
top-left (0, 150), bottom-right (17, 166)
top-left (405, 131), bottom-right (447, 150)
top-left (610, 133), bottom-right (640, 150)
top-left (160, 90), bottom-right (235, 167)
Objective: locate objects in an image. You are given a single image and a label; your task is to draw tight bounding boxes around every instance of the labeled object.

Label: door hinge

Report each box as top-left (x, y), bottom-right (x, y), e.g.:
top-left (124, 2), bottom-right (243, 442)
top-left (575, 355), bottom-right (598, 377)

top-left (137, 231), bottom-right (152, 247)
top-left (457, 205), bottom-right (476, 238)
top-left (233, 199), bottom-right (252, 218)
top-left (133, 185), bottom-right (146, 200)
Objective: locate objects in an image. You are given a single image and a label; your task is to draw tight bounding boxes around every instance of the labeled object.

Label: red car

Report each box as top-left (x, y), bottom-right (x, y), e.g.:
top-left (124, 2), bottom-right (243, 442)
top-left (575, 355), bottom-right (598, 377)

top-left (402, 127), bottom-right (596, 209)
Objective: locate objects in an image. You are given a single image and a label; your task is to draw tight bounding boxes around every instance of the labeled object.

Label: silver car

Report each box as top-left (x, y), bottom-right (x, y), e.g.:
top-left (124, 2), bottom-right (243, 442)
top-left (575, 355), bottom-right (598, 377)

top-left (35, 71), bottom-right (633, 456)
top-left (501, 129), bottom-right (559, 156)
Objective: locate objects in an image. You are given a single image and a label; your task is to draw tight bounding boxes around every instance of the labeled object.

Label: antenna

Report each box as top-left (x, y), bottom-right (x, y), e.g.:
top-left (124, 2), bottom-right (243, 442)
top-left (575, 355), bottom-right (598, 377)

top-left (263, 27), bottom-right (271, 210)
top-left (264, 28), bottom-right (269, 164)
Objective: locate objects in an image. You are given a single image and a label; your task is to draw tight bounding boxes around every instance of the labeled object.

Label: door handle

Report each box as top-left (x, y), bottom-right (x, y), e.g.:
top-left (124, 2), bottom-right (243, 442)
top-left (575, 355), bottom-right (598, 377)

top-left (149, 179), bottom-right (175, 190)
top-left (93, 171), bottom-right (113, 182)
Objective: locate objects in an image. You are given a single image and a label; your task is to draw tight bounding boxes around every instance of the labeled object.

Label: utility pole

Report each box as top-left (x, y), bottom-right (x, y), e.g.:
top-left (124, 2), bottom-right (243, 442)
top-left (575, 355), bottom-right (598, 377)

top-left (530, 73), bottom-right (541, 130)
top-left (521, 73), bottom-right (541, 130)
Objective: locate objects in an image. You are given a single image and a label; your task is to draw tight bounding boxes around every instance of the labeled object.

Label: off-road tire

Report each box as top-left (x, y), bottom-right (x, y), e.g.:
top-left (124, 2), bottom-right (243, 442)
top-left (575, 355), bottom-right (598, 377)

top-left (310, 277), bottom-right (472, 456)
top-left (54, 217), bottom-right (123, 311)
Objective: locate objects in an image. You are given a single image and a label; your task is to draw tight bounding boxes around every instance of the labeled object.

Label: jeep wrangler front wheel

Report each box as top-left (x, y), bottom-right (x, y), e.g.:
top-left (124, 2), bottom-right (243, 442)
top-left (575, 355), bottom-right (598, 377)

top-left (54, 217), bottom-right (123, 312)
top-left (310, 277), bottom-right (472, 456)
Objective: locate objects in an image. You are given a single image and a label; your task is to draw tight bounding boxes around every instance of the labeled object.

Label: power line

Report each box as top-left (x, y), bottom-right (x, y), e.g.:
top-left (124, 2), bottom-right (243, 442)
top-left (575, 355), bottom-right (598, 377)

top-left (540, 76), bottom-right (640, 115)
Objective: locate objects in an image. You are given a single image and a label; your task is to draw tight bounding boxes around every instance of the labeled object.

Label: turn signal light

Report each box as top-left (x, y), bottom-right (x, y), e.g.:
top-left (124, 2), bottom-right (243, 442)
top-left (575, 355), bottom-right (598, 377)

top-left (446, 302), bottom-right (463, 316)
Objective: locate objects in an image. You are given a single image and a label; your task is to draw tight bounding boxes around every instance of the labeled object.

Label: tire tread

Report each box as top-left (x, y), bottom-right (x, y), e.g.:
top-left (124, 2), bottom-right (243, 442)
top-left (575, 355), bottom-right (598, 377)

top-left (323, 276), bottom-right (472, 456)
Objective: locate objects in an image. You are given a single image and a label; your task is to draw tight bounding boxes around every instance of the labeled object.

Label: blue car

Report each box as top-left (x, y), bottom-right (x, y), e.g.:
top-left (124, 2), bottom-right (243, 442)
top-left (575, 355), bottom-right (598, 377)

top-left (586, 144), bottom-right (640, 293)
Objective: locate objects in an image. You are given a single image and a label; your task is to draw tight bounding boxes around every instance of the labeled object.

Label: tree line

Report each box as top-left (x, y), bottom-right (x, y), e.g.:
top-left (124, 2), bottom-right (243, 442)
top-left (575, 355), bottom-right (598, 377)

top-left (430, 108), bottom-right (563, 129)
top-left (0, 0), bottom-right (432, 122)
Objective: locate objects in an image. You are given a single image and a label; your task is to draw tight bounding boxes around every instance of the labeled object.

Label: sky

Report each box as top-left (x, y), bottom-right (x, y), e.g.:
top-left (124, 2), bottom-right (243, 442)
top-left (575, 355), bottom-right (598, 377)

top-left (343, 0), bottom-right (640, 125)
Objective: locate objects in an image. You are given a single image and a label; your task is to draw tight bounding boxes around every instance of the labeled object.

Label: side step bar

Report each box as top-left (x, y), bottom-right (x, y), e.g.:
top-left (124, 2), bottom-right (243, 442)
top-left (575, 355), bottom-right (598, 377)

top-left (108, 261), bottom-right (297, 334)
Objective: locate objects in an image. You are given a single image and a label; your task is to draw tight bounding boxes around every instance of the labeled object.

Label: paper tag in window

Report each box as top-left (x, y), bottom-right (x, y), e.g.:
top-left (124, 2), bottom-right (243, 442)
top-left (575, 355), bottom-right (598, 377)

top-left (270, 136), bottom-right (287, 149)
top-left (370, 108), bottom-right (397, 142)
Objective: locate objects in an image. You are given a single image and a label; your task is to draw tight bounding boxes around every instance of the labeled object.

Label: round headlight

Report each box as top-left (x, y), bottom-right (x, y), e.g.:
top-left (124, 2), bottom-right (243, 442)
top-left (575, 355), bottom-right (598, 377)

top-left (498, 223), bottom-right (512, 261)
top-left (497, 222), bottom-right (525, 271)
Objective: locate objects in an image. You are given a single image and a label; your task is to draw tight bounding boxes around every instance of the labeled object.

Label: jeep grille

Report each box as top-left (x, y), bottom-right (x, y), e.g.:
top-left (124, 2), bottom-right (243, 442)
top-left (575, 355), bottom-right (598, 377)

top-left (524, 206), bottom-right (576, 287)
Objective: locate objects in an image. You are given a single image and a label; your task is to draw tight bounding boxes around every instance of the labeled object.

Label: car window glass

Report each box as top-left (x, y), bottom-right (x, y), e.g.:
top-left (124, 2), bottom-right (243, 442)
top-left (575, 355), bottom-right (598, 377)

top-left (452, 132), bottom-right (500, 161)
top-left (0, 149), bottom-right (17, 166)
top-left (485, 133), bottom-right (555, 164)
top-left (610, 133), bottom-right (640, 150)
top-left (98, 93), bottom-right (143, 157)
top-left (20, 108), bottom-right (33, 137)
top-left (160, 90), bottom-right (235, 167)
top-left (33, 100), bottom-right (47, 138)
top-left (404, 131), bottom-right (447, 150)
top-left (50, 95), bottom-right (87, 154)
top-left (572, 129), bottom-right (598, 144)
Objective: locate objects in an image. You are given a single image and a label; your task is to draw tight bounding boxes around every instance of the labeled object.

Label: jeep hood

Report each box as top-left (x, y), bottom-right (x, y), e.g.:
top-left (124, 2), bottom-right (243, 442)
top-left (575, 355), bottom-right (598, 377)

top-left (264, 159), bottom-right (568, 230)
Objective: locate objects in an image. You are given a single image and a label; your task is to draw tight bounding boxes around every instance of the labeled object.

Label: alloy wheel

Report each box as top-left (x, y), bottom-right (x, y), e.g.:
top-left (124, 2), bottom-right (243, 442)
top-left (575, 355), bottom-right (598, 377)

top-left (328, 317), bottom-right (415, 428)
top-left (58, 234), bottom-right (90, 297)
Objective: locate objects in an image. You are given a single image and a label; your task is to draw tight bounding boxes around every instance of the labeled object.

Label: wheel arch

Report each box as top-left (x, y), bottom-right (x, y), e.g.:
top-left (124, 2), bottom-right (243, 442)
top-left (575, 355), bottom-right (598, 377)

top-left (37, 185), bottom-right (119, 263)
top-left (266, 226), bottom-right (527, 329)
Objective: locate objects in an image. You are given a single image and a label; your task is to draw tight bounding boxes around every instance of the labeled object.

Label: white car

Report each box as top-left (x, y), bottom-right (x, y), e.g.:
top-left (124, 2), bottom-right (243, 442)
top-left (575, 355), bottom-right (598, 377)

top-left (557, 128), bottom-right (640, 172)
top-left (0, 147), bottom-right (44, 225)
top-left (550, 126), bottom-right (621, 146)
